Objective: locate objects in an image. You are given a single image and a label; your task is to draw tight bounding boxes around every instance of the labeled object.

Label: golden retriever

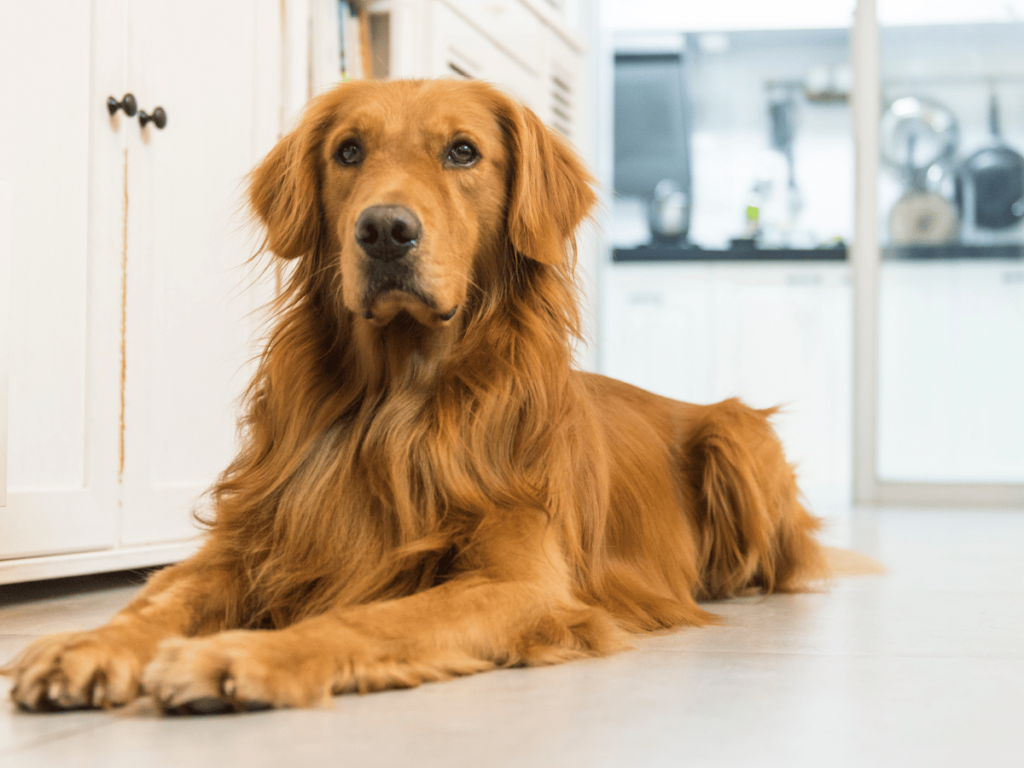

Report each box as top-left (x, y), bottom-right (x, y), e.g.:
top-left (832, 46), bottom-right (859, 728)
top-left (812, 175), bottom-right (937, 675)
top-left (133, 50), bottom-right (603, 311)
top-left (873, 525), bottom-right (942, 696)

top-left (4, 79), bottom-right (824, 714)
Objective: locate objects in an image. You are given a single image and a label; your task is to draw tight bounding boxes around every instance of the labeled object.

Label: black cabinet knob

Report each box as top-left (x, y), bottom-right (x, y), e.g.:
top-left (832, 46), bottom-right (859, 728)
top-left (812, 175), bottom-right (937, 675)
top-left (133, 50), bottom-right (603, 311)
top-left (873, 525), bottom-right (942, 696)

top-left (139, 107), bottom-right (167, 130)
top-left (106, 93), bottom-right (137, 117)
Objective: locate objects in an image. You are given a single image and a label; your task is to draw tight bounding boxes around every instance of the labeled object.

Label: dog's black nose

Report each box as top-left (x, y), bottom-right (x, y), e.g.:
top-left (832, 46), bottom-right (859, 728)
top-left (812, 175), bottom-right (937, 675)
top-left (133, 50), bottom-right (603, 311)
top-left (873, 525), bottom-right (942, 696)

top-left (355, 205), bottom-right (422, 262)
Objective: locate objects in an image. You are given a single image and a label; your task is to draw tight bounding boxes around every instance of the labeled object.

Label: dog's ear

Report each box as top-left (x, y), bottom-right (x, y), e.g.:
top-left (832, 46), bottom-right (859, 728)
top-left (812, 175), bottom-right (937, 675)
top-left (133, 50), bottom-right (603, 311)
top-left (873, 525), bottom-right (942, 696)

top-left (500, 98), bottom-right (597, 266)
top-left (248, 107), bottom-right (327, 260)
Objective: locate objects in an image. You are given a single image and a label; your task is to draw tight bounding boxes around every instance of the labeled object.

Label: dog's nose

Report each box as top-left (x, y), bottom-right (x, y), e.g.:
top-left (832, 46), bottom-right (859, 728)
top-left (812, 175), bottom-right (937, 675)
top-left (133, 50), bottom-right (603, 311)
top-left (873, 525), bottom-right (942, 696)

top-left (355, 205), bottom-right (422, 262)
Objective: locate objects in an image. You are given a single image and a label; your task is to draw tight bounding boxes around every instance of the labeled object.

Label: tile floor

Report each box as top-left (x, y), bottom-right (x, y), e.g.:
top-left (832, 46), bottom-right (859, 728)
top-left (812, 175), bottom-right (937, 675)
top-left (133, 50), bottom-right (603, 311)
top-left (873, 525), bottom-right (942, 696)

top-left (1, 504), bottom-right (1022, 768)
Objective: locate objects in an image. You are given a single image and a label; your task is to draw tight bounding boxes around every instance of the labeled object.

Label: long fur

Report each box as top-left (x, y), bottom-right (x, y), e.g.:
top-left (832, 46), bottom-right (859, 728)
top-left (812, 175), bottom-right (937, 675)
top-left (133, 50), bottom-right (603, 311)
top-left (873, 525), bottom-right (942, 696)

top-left (4, 80), bottom-right (824, 714)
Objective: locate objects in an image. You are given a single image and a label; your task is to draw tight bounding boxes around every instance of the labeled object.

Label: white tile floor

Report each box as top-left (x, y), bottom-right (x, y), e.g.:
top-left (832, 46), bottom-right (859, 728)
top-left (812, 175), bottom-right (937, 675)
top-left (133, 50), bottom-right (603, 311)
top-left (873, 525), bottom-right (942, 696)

top-left (1, 504), bottom-right (1022, 768)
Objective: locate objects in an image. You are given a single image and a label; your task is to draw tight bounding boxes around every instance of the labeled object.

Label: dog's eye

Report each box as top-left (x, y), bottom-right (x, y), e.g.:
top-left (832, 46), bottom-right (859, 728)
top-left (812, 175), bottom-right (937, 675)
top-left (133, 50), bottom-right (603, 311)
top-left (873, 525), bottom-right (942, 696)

top-left (335, 139), bottom-right (364, 166)
top-left (446, 141), bottom-right (479, 167)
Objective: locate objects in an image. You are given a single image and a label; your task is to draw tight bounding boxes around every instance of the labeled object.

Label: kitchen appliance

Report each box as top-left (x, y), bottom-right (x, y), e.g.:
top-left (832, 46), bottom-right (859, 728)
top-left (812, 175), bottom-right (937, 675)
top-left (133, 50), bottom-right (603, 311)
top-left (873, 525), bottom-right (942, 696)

top-left (614, 42), bottom-right (693, 243)
top-left (648, 178), bottom-right (690, 242)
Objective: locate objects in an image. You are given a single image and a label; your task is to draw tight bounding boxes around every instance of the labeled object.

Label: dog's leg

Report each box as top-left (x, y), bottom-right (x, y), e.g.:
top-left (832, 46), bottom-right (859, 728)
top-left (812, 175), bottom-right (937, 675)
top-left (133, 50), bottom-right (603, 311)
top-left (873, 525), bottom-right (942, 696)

top-left (3, 550), bottom-right (241, 711)
top-left (143, 514), bottom-right (629, 713)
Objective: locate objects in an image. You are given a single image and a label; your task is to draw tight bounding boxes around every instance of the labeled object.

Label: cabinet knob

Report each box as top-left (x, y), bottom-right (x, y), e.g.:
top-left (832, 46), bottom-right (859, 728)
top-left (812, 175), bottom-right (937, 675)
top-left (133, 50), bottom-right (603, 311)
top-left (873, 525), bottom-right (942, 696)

top-left (106, 93), bottom-right (137, 117)
top-left (139, 107), bottom-right (167, 130)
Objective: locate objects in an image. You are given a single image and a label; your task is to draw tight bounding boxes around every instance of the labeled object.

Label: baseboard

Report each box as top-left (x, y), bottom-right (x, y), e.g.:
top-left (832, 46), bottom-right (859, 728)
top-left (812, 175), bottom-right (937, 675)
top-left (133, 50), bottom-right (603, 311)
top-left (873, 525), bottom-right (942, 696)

top-left (0, 540), bottom-right (201, 585)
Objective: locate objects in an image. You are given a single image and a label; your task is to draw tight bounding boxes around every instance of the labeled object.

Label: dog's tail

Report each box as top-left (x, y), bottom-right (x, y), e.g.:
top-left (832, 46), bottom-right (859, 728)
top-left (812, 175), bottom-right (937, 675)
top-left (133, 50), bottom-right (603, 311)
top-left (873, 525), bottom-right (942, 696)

top-left (685, 399), bottom-right (825, 599)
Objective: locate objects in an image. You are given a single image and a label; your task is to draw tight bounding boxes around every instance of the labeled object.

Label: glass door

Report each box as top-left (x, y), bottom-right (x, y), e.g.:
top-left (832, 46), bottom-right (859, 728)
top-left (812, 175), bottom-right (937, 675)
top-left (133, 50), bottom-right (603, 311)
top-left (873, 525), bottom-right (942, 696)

top-left (854, 0), bottom-right (1024, 504)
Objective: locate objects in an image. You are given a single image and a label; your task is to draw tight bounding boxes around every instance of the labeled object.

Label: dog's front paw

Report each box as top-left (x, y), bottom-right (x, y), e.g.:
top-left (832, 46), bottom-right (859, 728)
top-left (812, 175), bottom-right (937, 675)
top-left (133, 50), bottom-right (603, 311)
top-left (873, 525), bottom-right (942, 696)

top-left (143, 632), bottom-right (334, 714)
top-left (3, 629), bottom-right (154, 711)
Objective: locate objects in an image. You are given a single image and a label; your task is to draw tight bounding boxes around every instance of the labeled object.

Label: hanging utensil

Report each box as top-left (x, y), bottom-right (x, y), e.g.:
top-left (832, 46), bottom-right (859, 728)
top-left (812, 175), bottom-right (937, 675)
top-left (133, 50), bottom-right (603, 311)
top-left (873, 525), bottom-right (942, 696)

top-left (881, 96), bottom-right (958, 175)
top-left (888, 191), bottom-right (959, 244)
top-left (768, 85), bottom-right (802, 218)
top-left (960, 91), bottom-right (1024, 230)
top-left (882, 96), bottom-right (960, 244)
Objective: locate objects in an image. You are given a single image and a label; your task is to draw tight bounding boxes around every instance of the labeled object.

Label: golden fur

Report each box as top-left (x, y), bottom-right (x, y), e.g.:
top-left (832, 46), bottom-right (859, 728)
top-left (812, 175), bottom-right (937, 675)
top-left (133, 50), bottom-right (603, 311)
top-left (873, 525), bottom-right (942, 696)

top-left (4, 79), bottom-right (824, 714)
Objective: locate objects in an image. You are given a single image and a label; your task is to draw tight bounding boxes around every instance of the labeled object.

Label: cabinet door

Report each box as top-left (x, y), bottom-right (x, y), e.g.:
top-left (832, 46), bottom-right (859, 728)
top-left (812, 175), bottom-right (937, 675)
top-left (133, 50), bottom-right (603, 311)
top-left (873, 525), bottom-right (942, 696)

top-left (600, 263), bottom-right (853, 500)
top-left (120, 0), bottom-right (266, 546)
top-left (443, 0), bottom-right (544, 76)
top-left (877, 262), bottom-right (1024, 483)
top-left (1, 179), bottom-right (9, 510)
top-left (0, 3), bottom-right (123, 559)
top-left (541, 27), bottom-right (581, 141)
top-left (710, 266), bottom-right (853, 498)
top-left (427, 1), bottom-right (541, 112)
top-left (600, 264), bottom-right (715, 403)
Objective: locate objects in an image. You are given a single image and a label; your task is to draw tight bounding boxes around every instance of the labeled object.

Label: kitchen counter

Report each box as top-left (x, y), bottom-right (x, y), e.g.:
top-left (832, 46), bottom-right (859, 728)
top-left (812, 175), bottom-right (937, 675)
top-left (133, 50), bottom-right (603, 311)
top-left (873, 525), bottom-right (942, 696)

top-left (883, 244), bottom-right (1024, 260)
top-left (613, 243), bottom-right (1024, 262)
top-left (613, 244), bottom-right (848, 262)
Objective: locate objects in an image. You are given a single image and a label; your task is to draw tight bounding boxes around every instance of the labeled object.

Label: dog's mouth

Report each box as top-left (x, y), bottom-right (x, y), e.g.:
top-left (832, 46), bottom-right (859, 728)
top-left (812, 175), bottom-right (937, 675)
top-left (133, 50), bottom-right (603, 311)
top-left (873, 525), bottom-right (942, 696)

top-left (362, 289), bottom-right (458, 328)
top-left (360, 272), bottom-right (458, 329)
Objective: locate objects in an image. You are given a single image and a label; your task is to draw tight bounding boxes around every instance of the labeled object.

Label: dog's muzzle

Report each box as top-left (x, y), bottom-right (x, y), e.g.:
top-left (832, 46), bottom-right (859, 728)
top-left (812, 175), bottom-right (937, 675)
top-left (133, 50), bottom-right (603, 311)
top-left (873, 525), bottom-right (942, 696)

top-left (354, 205), bottom-right (458, 327)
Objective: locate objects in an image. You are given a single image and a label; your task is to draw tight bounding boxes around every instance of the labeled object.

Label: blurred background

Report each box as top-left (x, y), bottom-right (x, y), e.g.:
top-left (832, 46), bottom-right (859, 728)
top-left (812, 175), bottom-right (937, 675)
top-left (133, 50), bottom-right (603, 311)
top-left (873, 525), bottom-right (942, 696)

top-left (0, 0), bottom-right (1022, 583)
top-left (601, 0), bottom-right (1024, 511)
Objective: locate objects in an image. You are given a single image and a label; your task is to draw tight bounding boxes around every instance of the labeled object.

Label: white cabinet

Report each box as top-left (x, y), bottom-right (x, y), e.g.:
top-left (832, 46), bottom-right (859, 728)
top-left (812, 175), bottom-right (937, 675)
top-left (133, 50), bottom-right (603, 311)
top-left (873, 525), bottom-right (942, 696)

top-left (0, 0), bottom-right (590, 582)
top-left (388, 0), bottom-right (586, 140)
top-left (601, 262), bottom-right (853, 502)
top-left (0, 1), bottom-right (277, 581)
top-left (426, 0), bottom-right (541, 109)
top-left (603, 265), bottom-right (716, 404)
top-left (445, 0), bottom-right (545, 76)
top-left (0, 3), bottom-right (120, 563)
top-left (877, 261), bottom-right (1024, 483)
top-left (0, 180), bottom-right (10, 511)
top-left (120, 0), bottom-right (267, 546)
top-left (542, 24), bottom-right (582, 140)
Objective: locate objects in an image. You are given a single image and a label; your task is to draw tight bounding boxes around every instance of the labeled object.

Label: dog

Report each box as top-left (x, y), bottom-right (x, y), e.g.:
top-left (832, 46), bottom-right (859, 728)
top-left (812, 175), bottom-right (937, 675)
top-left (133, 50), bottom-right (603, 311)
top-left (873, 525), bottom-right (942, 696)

top-left (4, 79), bottom-right (824, 714)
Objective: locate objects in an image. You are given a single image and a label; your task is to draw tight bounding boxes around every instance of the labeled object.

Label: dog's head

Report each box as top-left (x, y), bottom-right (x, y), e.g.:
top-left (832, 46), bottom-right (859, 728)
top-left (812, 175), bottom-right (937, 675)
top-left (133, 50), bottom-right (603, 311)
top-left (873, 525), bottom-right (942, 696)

top-left (249, 79), bottom-right (595, 329)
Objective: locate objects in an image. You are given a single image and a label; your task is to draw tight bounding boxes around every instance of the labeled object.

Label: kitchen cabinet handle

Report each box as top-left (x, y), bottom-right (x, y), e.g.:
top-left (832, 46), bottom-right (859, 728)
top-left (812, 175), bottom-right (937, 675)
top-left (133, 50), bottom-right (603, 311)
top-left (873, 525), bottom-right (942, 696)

top-left (106, 93), bottom-right (137, 117)
top-left (139, 107), bottom-right (167, 130)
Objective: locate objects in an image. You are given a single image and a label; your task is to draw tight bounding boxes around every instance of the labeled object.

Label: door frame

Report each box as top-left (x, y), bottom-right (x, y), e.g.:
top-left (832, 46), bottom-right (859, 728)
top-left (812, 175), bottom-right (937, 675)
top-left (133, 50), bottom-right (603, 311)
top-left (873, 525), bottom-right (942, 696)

top-left (850, 0), bottom-right (1024, 507)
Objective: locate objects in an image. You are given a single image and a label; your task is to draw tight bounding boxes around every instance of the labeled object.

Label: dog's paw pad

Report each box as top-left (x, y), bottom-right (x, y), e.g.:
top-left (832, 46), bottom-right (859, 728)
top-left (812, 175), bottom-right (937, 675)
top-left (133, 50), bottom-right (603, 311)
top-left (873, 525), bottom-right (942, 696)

top-left (241, 699), bottom-right (273, 712)
top-left (169, 696), bottom-right (234, 716)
